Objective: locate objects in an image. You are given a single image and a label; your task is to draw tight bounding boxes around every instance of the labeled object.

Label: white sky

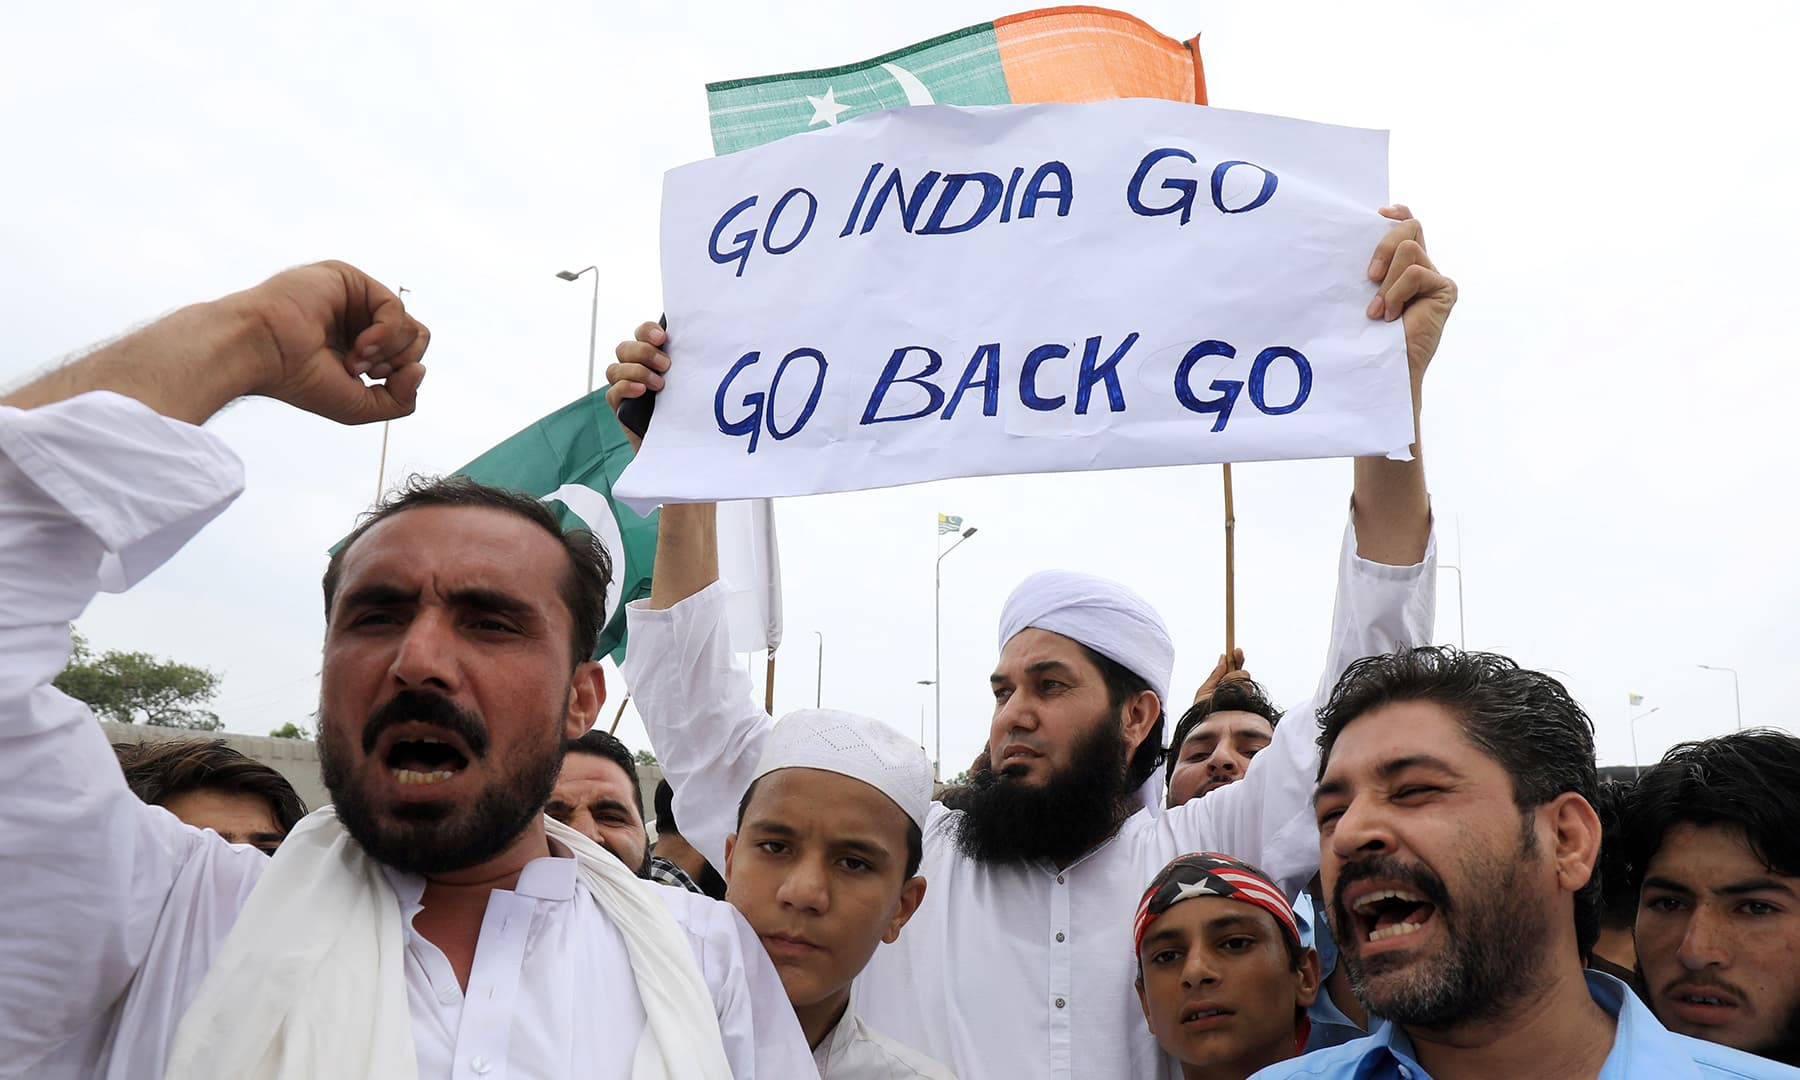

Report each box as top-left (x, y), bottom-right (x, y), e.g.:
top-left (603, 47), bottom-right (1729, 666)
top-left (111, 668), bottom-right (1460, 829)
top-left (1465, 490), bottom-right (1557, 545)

top-left (4, 1), bottom-right (1795, 773)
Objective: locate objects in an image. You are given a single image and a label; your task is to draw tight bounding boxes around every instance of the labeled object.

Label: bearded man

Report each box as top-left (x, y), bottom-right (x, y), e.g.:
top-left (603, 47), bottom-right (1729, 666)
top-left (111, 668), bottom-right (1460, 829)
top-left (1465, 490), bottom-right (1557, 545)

top-left (609, 207), bottom-right (1449, 1079)
top-left (1253, 648), bottom-right (1792, 1080)
top-left (0, 262), bottom-right (811, 1079)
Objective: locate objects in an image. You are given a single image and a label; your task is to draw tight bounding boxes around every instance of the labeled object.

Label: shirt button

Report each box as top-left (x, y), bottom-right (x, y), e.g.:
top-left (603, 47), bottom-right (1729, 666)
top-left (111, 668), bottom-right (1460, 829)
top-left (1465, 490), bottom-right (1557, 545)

top-left (471, 1056), bottom-right (493, 1075)
top-left (1056, 874), bottom-right (1065, 884)
top-left (1397, 1068), bottom-right (1410, 1080)
top-left (1055, 932), bottom-right (1065, 942)
top-left (1055, 997), bottom-right (1066, 1009)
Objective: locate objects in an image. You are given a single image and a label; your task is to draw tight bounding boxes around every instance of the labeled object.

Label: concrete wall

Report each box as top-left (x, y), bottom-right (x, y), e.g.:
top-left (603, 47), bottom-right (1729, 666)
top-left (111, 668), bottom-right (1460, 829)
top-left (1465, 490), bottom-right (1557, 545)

top-left (99, 721), bottom-right (666, 824)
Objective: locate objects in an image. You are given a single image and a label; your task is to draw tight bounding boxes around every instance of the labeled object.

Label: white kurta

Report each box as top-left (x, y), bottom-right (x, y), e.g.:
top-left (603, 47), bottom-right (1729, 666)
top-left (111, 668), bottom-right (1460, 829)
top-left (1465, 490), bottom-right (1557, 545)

top-left (624, 512), bottom-right (1434, 1080)
top-left (814, 1011), bottom-right (957, 1080)
top-left (0, 392), bottom-right (814, 1080)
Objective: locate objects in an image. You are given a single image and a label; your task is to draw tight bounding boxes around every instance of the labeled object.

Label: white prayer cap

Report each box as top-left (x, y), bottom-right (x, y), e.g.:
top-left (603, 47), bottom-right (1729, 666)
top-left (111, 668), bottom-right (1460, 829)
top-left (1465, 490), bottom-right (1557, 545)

top-left (997, 570), bottom-right (1174, 711)
top-left (752, 709), bottom-right (933, 831)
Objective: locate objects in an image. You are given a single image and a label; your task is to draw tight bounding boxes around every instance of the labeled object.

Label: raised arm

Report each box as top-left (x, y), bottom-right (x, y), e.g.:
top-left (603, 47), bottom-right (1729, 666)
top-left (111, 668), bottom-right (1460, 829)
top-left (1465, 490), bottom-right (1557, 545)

top-left (1169, 209), bottom-right (1451, 893)
top-left (612, 323), bottom-right (775, 872)
top-left (0, 263), bottom-right (428, 1065)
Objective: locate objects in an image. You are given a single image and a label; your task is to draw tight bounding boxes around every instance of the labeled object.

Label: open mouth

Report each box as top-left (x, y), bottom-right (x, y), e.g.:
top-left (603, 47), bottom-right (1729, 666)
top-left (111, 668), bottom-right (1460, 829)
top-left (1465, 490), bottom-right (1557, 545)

top-left (1351, 887), bottom-right (1438, 943)
top-left (383, 734), bottom-right (471, 786)
top-left (1180, 1005), bottom-right (1233, 1024)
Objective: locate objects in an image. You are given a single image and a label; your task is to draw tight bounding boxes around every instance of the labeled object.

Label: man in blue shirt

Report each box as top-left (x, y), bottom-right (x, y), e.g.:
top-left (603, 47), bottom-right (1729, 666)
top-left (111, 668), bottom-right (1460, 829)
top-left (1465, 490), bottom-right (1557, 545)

top-left (1252, 647), bottom-right (1795, 1079)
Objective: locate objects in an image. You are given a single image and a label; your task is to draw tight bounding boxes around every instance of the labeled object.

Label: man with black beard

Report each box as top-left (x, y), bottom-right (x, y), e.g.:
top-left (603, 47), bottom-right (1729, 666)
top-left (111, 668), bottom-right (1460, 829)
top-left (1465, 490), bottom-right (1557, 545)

top-left (610, 206), bottom-right (1451, 1080)
top-left (1254, 648), bottom-right (1794, 1079)
top-left (0, 261), bottom-right (811, 1079)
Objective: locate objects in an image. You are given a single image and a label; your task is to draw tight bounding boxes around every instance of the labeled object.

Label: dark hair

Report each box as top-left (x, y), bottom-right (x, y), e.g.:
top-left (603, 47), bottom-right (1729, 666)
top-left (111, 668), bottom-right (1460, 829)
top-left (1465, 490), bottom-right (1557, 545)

top-left (736, 774), bottom-right (924, 879)
top-left (1591, 778), bottom-right (1638, 928)
top-left (1315, 646), bottom-right (1602, 956)
top-left (1624, 729), bottom-right (1800, 892)
top-left (564, 729), bottom-right (645, 822)
top-left (1077, 644), bottom-right (1166, 789)
top-left (1164, 678), bottom-right (1284, 785)
top-left (654, 778), bottom-right (679, 835)
top-left (113, 739), bottom-right (308, 835)
top-left (322, 475), bottom-right (613, 668)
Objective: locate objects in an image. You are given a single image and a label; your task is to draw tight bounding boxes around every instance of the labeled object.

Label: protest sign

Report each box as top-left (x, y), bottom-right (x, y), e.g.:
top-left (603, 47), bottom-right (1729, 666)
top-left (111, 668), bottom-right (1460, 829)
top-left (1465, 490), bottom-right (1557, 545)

top-left (614, 98), bottom-right (1412, 512)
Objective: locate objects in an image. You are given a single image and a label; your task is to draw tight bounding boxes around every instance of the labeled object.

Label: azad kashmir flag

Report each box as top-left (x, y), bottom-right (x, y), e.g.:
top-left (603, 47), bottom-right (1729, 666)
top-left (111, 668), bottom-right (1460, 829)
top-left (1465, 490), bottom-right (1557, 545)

top-left (456, 392), bottom-right (657, 664)
top-left (705, 5), bottom-right (1206, 154)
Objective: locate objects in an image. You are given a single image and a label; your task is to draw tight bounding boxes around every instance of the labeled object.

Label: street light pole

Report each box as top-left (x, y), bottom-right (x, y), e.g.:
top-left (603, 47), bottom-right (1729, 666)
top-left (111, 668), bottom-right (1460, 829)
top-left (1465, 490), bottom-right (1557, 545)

top-left (1697, 664), bottom-right (1742, 730)
top-left (375, 285), bottom-right (410, 502)
top-left (1630, 704), bottom-right (1661, 778)
top-left (555, 266), bottom-right (601, 394)
top-left (932, 526), bottom-right (978, 780)
top-left (1438, 563), bottom-right (1466, 649)
top-left (813, 630), bottom-right (824, 708)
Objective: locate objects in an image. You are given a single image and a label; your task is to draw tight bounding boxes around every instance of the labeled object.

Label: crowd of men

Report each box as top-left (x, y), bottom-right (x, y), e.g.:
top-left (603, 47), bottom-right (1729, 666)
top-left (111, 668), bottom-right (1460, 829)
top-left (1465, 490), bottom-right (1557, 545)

top-left (1, 213), bottom-right (1794, 1080)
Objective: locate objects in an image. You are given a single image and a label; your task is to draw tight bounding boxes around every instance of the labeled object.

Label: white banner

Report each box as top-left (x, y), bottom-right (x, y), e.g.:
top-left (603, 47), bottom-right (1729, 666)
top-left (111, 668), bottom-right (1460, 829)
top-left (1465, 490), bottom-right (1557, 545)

top-left (616, 99), bottom-right (1412, 512)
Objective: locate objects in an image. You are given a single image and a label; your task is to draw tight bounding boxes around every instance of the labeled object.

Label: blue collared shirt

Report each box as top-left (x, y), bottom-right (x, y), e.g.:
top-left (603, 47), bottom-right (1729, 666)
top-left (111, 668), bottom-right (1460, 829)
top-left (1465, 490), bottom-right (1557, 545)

top-left (1292, 890), bottom-right (1369, 1051)
top-left (1251, 972), bottom-right (1798, 1079)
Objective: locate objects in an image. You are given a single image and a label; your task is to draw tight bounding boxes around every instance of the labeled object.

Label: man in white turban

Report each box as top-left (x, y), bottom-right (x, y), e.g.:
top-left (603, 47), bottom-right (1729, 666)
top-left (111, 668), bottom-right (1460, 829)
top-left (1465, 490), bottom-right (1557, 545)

top-left (610, 207), bottom-right (1451, 1080)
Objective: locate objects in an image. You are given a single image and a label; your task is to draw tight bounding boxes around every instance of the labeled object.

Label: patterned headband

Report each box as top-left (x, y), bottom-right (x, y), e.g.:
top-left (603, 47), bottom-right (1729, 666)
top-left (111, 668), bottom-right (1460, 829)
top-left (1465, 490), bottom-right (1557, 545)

top-left (1133, 851), bottom-right (1301, 957)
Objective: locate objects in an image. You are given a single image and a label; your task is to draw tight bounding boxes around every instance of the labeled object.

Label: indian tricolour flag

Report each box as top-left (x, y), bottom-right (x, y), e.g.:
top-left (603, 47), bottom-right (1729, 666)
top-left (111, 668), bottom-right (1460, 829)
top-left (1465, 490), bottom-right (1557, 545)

top-left (706, 5), bottom-right (1207, 155)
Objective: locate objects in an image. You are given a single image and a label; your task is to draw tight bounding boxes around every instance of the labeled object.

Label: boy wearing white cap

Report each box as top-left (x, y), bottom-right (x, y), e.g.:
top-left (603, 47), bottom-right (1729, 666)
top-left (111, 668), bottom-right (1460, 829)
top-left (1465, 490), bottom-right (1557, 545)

top-left (724, 709), bottom-right (954, 1079)
top-left (609, 208), bottom-right (1452, 1080)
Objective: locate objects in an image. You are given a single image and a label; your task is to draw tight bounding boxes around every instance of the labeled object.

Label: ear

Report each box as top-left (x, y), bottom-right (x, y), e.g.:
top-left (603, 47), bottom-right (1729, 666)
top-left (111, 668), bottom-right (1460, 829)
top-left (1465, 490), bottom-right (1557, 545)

top-left (882, 876), bottom-right (928, 944)
top-left (1548, 792), bottom-right (1603, 896)
top-left (564, 661), bottom-right (605, 739)
top-left (1120, 689), bottom-right (1161, 758)
top-left (1294, 946), bottom-right (1322, 1008)
top-left (723, 832), bottom-right (737, 880)
top-left (1134, 974), bottom-right (1152, 1030)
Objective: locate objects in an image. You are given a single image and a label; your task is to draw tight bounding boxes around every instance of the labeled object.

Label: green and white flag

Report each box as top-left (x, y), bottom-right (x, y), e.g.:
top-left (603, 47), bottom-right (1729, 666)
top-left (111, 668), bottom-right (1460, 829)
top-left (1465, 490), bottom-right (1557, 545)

top-left (456, 391), bottom-right (657, 663)
top-left (937, 513), bottom-right (964, 535)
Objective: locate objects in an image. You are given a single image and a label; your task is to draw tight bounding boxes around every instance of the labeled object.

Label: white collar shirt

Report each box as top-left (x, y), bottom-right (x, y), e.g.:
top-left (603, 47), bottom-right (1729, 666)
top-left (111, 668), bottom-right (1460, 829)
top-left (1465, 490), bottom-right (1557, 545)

top-left (624, 509), bottom-right (1434, 1080)
top-left (814, 1011), bottom-right (958, 1080)
top-left (0, 391), bottom-right (812, 1080)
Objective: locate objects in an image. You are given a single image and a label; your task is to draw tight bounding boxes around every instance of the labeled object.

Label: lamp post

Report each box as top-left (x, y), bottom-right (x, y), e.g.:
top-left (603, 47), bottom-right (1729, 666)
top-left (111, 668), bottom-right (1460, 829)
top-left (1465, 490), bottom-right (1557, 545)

top-left (1697, 664), bottom-right (1742, 730)
top-left (933, 527), bottom-right (977, 780)
top-left (1438, 563), bottom-right (1466, 649)
top-left (1630, 704), bottom-right (1661, 778)
top-left (555, 266), bottom-right (601, 394)
top-left (375, 285), bottom-right (410, 502)
top-left (813, 630), bottom-right (824, 708)
top-left (916, 680), bottom-right (934, 748)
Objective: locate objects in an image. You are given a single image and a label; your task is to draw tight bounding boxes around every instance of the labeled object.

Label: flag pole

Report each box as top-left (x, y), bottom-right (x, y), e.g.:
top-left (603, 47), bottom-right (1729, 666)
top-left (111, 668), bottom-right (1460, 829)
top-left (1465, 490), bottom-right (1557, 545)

top-left (374, 285), bottom-right (410, 504)
top-left (1222, 463), bottom-right (1236, 657)
top-left (607, 691), bottom-right (631, 735)
top-left (764, 650), bottom-right (777, 714)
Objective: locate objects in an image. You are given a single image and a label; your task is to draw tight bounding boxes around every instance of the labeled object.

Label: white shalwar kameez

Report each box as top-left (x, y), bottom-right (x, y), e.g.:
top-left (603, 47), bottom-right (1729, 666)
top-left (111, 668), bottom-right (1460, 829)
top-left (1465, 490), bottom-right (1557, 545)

top-left (623, 513), bottom-right (1434, 1080)
top-left (0, 392), bottom-right (813, 1080)
top-left (814, 1009), bottom-right (957, 1080)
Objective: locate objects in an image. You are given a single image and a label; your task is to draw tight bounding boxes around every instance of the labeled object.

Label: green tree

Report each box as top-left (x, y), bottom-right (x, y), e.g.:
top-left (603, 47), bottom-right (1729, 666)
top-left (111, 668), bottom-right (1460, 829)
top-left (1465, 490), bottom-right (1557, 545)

top-left (55, 629), bottom-right (224, 731)
top-left (269, 721), bottom-right (312, 740)
top-left (634, 748), bottom-right (658, 767)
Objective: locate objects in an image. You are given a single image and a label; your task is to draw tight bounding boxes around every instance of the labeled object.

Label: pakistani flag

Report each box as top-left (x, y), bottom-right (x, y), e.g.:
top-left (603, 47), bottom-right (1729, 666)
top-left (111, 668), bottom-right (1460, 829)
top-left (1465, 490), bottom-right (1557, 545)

top-left (937, 513), bottom-right (964, 535)
top-left (456, 391), bottom-right (657, 664)
top-left (706, 5), bottom-right (1205, 154)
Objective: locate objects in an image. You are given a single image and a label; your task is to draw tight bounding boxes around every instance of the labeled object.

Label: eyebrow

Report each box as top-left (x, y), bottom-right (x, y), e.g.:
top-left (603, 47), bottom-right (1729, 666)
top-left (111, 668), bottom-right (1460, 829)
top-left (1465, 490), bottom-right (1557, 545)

top-left (1313, 753), bottom-right (1461, 806)
top-left (1643, 874), bottom-right (1799, 899)
top-left (337, 583), bottom-right (540, 621)
top-left (991, 659), bottom-right (1080, 686)
top-left (741, 818), bottom-right (896, 860)
top-left (1203, 913), bottom-right (1266, 933)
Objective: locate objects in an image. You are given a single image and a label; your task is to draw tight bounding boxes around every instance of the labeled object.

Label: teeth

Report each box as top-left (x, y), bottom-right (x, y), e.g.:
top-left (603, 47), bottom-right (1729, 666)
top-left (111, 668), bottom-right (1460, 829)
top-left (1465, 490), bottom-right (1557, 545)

top-left (416, 736), bottom-right (445, 745)
top-left (1682, 995), bottom-right (1728, 1006)
top-left (1352, 888), bottom-right (1424, 913)
top-left (1368, 920), bottom-right (1426, 943)
top-left (392, 767), bottom-right (455, 785)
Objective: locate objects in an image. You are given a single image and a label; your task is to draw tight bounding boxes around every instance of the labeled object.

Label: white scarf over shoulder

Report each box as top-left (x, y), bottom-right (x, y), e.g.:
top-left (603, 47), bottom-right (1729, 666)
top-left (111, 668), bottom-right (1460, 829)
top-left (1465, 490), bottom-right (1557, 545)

top-left (164, 808), bottom-right (733, 1080)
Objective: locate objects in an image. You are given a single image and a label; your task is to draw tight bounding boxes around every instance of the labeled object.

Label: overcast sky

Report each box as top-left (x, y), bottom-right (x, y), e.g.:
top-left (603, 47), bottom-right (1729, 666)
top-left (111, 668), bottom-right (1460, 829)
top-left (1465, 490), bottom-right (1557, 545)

top-left (4, 1), bottom-right (1794, 774)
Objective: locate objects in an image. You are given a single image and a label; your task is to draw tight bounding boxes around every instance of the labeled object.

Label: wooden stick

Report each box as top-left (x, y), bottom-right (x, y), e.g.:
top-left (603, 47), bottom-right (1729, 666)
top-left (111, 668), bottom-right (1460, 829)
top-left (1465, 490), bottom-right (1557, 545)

top-left (764, 650), bottom-right (777, 715)
top-left (606, 691), bottom-right (632, 735)
top-left (1223, 463), bottom-right (1236, 658)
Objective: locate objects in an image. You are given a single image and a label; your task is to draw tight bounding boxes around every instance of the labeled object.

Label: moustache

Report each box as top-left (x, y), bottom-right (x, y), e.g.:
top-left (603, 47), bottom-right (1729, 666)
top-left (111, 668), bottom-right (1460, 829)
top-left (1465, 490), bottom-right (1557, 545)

top-left (361, 690), bottom-right (490, 758)
top-left (1332, 854), bottom-right (1453, 924)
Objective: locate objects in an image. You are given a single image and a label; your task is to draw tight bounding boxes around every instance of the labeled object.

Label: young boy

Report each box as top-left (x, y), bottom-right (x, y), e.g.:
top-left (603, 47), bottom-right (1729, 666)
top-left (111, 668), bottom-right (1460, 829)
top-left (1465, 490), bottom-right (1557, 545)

top-left (724, 708), bottom-right (956, 1079)
top-left (1134, 853), bottom-right (1319, 1080)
